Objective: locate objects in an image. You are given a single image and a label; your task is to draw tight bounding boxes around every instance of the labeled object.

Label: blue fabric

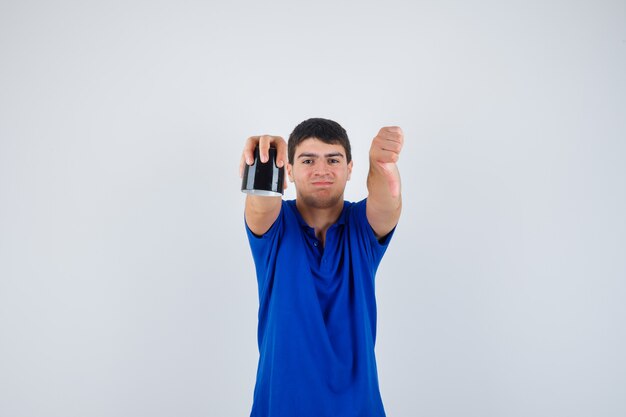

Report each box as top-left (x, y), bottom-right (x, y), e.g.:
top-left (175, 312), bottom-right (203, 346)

top-left (245, 198), bottom-right (394, 417)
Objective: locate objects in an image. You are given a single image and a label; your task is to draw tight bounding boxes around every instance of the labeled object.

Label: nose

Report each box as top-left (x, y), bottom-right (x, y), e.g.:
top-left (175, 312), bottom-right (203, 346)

top-left (313, 164), bottom-right (330, 176)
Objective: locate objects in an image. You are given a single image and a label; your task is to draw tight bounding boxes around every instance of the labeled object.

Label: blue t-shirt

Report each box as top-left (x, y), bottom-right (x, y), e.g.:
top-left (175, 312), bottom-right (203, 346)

top-left (245, 198), bottom-right (394, 417)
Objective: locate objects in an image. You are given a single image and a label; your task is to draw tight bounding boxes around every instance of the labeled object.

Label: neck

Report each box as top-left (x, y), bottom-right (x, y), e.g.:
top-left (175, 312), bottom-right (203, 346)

top-left (295, 197), bottom-right (344, 245)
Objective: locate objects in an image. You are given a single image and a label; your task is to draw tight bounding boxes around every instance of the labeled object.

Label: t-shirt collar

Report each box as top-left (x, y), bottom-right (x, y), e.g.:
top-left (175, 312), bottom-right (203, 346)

top-left (288, 199), bottom-right (349, 228)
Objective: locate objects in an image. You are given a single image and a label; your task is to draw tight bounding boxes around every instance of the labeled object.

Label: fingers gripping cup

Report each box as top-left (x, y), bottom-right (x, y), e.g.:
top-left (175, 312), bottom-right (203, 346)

top-left (241, 146), bottom-right (285, 197)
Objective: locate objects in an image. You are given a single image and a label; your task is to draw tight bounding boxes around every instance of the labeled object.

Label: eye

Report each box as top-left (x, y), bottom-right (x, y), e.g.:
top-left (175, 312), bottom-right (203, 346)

top-left (328, 158), bottom-right (340, 164)
top-left (302, 159), bottom-right (313, 165)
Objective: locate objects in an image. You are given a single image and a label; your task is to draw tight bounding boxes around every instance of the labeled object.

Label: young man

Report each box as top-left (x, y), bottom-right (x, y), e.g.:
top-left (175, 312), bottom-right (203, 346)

top-left (239, 118), bottom-right (403, 417)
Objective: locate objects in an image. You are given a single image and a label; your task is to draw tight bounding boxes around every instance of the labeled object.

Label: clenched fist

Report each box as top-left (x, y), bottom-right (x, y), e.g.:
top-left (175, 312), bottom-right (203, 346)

top-left (369, 126), bottom-right (403, 198)
top-left (370, 126), bottom-right (404, 169)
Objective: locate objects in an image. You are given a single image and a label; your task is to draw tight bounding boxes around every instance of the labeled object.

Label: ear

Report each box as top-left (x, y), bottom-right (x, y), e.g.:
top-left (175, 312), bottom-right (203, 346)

top-left (347, 160), bottom-right (353, 181)
top-left (287, 163), bottom-right (294, 182)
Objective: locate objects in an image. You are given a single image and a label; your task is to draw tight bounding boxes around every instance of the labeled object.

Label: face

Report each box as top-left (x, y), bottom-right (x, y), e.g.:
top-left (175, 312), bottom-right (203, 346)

top-left (287, 138), bottom-right (353, 209)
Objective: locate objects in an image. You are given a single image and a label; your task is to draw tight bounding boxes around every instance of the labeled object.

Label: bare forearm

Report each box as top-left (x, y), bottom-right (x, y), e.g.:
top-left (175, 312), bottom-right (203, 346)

top-left (367, 162), bottom-right (402, 236)
top-left (367, 163), bottom-right (402, 210)
top-left (246, 194), bottom-right (281, 217)
top-left (245, 195), bottom-right (282, 235)
top-left (366, 126), bottom-right (404, 238)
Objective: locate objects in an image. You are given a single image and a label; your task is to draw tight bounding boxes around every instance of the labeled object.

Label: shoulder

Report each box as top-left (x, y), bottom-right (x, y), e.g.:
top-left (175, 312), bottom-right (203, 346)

top-left (344, 198), bottom-right (366, 219)
top-left (347, 198), bottom-right (395, 245)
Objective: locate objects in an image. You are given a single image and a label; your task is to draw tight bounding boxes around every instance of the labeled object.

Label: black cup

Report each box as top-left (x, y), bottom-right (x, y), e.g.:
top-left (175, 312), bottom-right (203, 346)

top-left (241, 146), bottom-right (285, 196)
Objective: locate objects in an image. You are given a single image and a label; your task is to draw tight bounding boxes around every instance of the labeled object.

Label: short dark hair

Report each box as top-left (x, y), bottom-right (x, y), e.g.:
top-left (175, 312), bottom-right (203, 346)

top-left (288, 118), bottom-right (352, 164)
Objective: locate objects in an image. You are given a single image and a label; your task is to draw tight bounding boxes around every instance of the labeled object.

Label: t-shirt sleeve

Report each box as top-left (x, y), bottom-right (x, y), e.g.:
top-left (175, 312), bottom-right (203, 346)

top-left (351, 198), bottom-right (396, 266)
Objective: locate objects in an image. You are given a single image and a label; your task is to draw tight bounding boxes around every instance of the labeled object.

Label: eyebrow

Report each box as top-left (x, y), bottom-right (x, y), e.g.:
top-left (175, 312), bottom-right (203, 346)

top-left (297, 152), bottom-right (345, 159)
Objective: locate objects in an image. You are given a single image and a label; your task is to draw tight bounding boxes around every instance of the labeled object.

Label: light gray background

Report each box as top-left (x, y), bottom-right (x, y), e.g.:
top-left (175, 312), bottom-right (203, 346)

top-left (1, 1), bottom-right (624, 416)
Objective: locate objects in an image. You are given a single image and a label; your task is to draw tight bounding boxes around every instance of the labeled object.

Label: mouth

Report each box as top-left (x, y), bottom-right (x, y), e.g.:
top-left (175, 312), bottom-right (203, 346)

top-left (312, 181), bottom-right (333, 187)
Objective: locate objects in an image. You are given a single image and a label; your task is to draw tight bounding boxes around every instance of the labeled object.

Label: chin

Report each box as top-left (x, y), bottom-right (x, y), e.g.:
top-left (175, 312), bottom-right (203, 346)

top-left (299, 191), bottom-right (343, 209)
